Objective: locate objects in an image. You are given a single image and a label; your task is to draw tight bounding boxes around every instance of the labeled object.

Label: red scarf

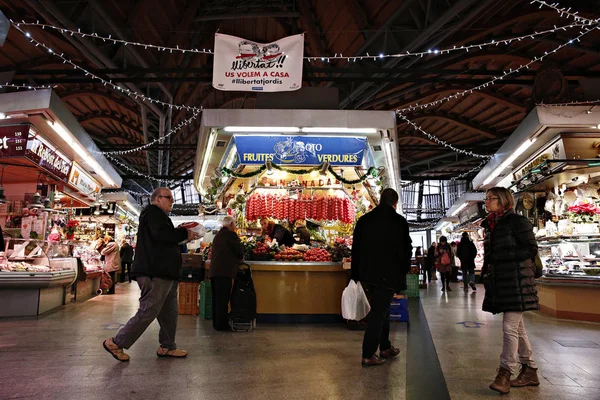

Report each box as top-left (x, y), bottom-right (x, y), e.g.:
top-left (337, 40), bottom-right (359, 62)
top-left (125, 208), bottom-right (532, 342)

top-left (486, 209), bottom-right (506, 231)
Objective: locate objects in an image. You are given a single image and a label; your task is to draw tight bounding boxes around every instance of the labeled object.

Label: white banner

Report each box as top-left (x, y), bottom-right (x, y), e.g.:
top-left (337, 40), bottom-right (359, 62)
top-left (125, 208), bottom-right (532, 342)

top-left (212, 33), bottom-right (304, 92)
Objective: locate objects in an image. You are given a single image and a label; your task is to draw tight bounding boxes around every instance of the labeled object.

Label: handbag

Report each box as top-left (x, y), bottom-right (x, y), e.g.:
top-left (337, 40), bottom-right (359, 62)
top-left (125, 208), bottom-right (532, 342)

top-left (533, 254), bottom-right (543, 278)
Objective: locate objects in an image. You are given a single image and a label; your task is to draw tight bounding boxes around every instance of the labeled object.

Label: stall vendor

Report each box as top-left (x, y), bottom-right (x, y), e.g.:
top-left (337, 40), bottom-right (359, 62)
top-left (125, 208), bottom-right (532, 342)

top-left (260, 218), bottom-right (295, 247)
top-left (294, 220), bottom-right (311, 245)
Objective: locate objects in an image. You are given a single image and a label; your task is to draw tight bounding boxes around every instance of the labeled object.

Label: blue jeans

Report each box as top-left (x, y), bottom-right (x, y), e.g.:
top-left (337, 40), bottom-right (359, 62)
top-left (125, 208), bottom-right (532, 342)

top-left (462, 268), bottom-right (475, 289)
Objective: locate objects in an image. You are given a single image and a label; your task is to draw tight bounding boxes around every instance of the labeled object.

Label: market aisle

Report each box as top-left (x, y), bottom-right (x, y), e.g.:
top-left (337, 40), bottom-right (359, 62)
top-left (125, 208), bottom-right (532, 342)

top-left (0, 282), bottom-right (407, 400)
top-left (419, 277), bottom-right (600, 400)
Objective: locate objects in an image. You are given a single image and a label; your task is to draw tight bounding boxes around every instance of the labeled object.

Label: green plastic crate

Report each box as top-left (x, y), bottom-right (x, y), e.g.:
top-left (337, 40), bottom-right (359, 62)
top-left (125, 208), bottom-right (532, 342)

top-left (403, 274), bottom-right (420, 298)
top-left (199, 280), bottom-right (212, 319)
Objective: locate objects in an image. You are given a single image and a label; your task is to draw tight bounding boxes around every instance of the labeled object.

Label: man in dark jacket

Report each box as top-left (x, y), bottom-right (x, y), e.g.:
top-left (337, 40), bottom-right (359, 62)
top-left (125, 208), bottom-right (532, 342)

top-left (351, 188), bottom-right (412, 367)
top-left (209, 215), bottom-right (244, 331)
top-left (261, 218), bottom-right (295, 247)
top-left (119, 239), bottom-right (134, 283)
top-left (457, 232), bottom-right (477, 292)
top-left (424, 242), bottom-right (436, 283)
top-left (103, 188), bottom-right (200, 362)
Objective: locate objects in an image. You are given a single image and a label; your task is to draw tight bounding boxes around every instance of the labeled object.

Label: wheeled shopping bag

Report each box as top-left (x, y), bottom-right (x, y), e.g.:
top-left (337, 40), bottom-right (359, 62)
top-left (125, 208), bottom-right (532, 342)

top-left (228, 263), bottom-right (257, 331)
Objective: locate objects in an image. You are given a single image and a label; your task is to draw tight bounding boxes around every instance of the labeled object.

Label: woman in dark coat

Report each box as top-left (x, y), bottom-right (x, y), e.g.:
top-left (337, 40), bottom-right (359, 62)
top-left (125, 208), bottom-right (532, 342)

top-left (435, 236), bottom-right (453, 292)
top-left (457, 232), bottom-right (477, 292)
top-left (209, 216), bottom-right (244, 331)
top-left (482, 187), bottom-right (539, 394)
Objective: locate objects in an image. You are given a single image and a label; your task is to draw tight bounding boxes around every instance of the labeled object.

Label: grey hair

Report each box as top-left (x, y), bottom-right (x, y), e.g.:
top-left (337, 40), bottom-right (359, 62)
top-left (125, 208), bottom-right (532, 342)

top-left (222, 215), bottom-right (235, 227)
top-left (151, 187), bottom-right (169, 202)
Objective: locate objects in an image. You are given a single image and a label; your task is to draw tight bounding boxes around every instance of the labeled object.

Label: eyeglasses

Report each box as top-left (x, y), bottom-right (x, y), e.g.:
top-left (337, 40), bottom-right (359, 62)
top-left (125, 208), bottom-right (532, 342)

top-left (484, 197), bottom-right (499, 201)
top-left (158, 195), bottom-right (174, 201)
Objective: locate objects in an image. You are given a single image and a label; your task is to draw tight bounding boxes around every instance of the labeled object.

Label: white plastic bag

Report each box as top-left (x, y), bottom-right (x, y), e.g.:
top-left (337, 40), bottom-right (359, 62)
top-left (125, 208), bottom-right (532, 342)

top-left (341, 280), bottom-right (371, 321)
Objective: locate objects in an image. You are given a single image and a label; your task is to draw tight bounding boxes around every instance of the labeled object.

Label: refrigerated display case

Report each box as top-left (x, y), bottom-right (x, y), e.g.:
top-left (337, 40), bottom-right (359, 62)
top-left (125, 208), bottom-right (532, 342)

top-left (0, 238), bottom-right (77, 316)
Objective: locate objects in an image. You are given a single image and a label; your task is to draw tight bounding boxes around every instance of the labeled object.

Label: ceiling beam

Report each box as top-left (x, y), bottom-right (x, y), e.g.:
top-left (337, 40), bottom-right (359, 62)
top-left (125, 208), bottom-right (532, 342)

top-left (403, 112), bottom-right (499, 138)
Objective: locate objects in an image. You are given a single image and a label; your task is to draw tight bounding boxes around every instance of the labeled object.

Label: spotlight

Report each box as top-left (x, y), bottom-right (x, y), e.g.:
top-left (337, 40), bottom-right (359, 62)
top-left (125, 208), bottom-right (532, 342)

top-left (319, 162), bottom-right (330, 176)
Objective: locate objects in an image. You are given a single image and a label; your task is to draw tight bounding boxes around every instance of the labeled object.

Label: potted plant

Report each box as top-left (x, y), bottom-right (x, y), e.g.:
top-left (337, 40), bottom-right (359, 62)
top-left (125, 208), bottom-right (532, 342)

top-left (64, 219), bottom-right (79, 240)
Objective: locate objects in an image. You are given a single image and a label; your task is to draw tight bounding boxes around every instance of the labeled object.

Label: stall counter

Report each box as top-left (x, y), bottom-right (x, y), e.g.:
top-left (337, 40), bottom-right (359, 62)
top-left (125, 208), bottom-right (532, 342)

top-left (537, 276), bottom-right (600, 323)
top-left (205, 260), bottom-right (347, 323)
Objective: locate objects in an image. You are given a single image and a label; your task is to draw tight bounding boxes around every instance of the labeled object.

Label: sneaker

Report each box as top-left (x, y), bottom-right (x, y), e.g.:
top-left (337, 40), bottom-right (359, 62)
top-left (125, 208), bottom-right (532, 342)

top-left (103, 338), bottom-right (130, 362)
top-left (469, 282), bottom-right (477, 291)
top-left (157, 346), bottom-right (188, 358)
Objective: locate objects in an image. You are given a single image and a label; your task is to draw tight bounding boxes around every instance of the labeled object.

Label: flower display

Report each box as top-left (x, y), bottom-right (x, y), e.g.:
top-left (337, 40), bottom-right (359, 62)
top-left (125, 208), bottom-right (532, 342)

top-left (568, 201), bottom-right (600, 224)
top-left (64, 219), bottom-right (79, 237)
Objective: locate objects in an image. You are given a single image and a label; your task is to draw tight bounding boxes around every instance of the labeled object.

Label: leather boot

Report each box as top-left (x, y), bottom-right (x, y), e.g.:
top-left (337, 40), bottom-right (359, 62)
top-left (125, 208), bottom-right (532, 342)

top-left (489, 367), bottom-right (511, 394)
top-left (511, 364), bottom-right (540, 387)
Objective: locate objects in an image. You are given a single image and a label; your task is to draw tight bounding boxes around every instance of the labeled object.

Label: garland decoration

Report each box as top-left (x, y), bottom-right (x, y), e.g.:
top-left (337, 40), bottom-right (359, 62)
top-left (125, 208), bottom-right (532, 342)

top-left (221, 162), bottom-right (379, 185)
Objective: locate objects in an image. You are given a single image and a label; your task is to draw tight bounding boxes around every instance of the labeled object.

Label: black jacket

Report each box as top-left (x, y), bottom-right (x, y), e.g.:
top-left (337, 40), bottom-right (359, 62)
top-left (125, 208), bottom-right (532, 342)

top-left (272, 224), bottom-right (295, 247)
top-left (457, 238), bottom-right (477, 271)
top-left (296, 227), bottom-right (311, 245)
top-left (130, 205), bottom-right (188, 281)
top-left (120, 243), bottom-right (134, 263)
top-left (425, 245), bottom-right (436, 268)
top-left (481, 209), bottom-right (539, 314)
top-left (351, 205), bottom-right (412, 290)
top-left (209, 227), bottom-right (244, 279)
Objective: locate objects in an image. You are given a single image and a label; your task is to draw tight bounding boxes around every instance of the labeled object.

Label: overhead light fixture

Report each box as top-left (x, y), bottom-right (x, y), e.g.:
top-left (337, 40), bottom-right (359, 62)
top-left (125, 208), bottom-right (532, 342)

top-left (124, 200), bottom-right (140, 216)
top-left (482, 139), bottom-right (536, 186)
top-left (224, 126), bottom-right (300, 133)
top-left (319, 161), bottom-right (330, 176)
top-left (266, 160), bottom-right (274, 175)
top-left (383, 138), bottom-right (398, 192)
top-left (46, 120), bottom-right (117, 187)
top-left (107, 203), bottom-right (114, 214)
top-left (300, 127), bottom-right (378, 134)
top-left (198, 130), bottom-right (218, 194)
top-left (0, 112), bottom-right (9, 119)
top-left (450, 202), bottom-right (469, 216)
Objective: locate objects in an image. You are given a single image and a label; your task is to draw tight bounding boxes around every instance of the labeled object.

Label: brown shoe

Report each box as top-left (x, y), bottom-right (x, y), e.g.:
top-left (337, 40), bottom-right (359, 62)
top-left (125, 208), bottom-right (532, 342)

top-left (157, 346), bottom-right (188, 358)
top-left (103, 338), bottom-right (130, 362)
top-left (361, 355), bottom-right (386, 367)
top-left (490, 367), bottom-right (511, 394)
top-left (511, 364), bottom-right (540, 387)
top-left (380, 346), bottom-right (400, 359)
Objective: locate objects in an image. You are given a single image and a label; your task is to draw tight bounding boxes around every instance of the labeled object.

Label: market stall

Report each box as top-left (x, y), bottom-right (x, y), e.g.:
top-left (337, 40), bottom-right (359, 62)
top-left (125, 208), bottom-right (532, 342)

top-left (0, 89), bottom-right (122, 313)
top-left (472, 105), bottom-right (600, 322)
top-left (193, 109), bottom-right (399, 322)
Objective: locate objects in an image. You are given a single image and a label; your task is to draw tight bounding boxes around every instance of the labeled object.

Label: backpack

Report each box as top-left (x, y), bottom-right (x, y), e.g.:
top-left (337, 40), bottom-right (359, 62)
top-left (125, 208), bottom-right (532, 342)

top-left (440, 252), bottom-right (451, 265)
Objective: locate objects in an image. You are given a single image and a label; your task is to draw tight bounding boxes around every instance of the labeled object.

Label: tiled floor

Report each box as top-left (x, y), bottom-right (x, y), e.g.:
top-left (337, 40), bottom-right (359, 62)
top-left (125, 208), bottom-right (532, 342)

top-left (421, 278), bottom-right (600, 400)
top-left (0, 277), bottom-right (599, 399)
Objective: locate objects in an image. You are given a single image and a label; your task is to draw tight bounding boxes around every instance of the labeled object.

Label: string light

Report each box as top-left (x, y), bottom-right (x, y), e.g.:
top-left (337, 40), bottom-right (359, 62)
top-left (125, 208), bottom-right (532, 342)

top-left (0, 82), bottom-right (54, 91)
top-left (398, 114), bottom-right (492, 159)
top-left (11, 19), bottom-right (592, 63)
top-left (397, 23), bottom-right (600, 114)
top-left (530, 0), bottom-right (595, 24)
top-left (537, 99), bottom-right (600, 107)
top-left (450, 159), bottom-right (489, 181)
top-left (105, 153), bottom-right (178, 185)
top-left (12, 24), bottom-right (201, 112)
top-left (94, 109), bottom-right (201, 155)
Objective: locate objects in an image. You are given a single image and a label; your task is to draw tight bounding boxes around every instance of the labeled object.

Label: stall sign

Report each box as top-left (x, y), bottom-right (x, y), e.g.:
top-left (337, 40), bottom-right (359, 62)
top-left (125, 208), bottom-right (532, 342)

top-left (0, 124), bottom-right (30, 158)
top-left (26, 134), bottom-right (72, 182)
top-left (512, 140), bottom-right (566, 182)
top-left (234, 135), bottom-right (367, 166)
top-left (68, 162), bottom-right (102, 196)
top-left (212, 33), bottom-right (304, 92)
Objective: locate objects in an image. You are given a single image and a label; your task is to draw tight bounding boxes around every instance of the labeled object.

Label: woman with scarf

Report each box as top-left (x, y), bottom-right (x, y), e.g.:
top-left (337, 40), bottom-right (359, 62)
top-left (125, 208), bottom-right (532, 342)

top-left (482, 187), bottom-right (539, 394)
top-left (434, 236), bottom-right (453, 292)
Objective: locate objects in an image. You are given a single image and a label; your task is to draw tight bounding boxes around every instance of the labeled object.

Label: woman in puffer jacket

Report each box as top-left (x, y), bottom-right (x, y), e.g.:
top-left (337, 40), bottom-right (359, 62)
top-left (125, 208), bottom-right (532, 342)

top-left (101, 236), bottom-right (121, 295)
top-left (482, 187), bottom-right (539, 394)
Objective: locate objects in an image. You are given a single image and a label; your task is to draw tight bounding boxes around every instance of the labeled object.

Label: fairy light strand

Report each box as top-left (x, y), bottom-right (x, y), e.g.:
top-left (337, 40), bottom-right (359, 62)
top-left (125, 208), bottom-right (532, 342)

top-left (12, 24), bottom-right (201, 112)
top-left (450, 159), bottom-right (489, 181)
top-left (94, 109), bottom-right (201, 155)
top-left (105, 153), bottom-right (178, 185)
top-left (0, 82), bottom-right (54, 91)
top-left (537, 99), bottom-right (600, 107)
top-left (529, 0), bottom-right (595, 24)
top-left (10, 19), bottom-right (592, 63)
top-left (396, 23), bottom-right (600, 114)
top-left (398, 114), bottom-right (492, 159)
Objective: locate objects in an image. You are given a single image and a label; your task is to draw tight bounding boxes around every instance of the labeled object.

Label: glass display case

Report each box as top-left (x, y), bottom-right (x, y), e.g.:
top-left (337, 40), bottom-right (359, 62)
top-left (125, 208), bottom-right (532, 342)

top-left (71, 243), bottom-right (103, 302)
top-left (0, 238), bottom-right (78, 317)
top-left (538, 235), bottom-right (600, 282)
top-left (72, 243), bottom-right (103, 273)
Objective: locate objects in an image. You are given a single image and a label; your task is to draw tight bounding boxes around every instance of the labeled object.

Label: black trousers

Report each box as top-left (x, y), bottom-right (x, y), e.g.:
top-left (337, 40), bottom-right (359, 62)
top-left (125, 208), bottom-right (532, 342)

top-left (120, 262), bottom-right (132, 283)
top-left (362, 283), bottom-right (395, 359)
top-left (423, 266), bottom-right (434, 282)
top-left (107, 272), bottom-right (117, 294)
top-left (211, 277), bottom-right (232, 331)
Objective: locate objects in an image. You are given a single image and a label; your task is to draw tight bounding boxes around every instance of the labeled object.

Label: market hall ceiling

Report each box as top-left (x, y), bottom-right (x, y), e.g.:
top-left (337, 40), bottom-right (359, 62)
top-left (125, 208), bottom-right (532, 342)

top-left (0, 0), bottom-right (599, 191)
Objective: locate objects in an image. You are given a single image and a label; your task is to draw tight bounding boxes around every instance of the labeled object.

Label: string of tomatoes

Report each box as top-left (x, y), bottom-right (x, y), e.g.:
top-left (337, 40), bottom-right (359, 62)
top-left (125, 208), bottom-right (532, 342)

top-left (245, 193), bottom-right (355, 224)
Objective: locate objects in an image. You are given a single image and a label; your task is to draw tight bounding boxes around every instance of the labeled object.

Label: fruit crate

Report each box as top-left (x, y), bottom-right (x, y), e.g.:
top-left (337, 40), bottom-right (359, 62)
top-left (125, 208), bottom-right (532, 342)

top-left (199, 280), bottom-right (212, 319)
top-left (178, 282), bottom-right (199, 315)
top-left (403, 274), bottom-right (420, 298)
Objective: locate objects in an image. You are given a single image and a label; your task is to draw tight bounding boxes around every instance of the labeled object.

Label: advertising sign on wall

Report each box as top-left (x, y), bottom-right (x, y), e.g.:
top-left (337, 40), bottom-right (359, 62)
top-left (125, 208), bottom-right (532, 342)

top-left (234, 135), bottom-right (367, 166)
top-left (26, 133), bottom-right (72, 182)
top-left (68, 162), bottom-right (102, 197)
top-left (212, 33), bottom-right (304, 92)
top-left (0, 124), bottom-right (30, 158)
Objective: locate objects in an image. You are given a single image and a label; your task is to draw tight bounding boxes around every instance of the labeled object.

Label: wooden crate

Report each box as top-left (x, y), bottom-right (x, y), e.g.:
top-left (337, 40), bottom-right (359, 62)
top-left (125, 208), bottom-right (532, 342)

top-left (178, 282), bottom-right (200, 315)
